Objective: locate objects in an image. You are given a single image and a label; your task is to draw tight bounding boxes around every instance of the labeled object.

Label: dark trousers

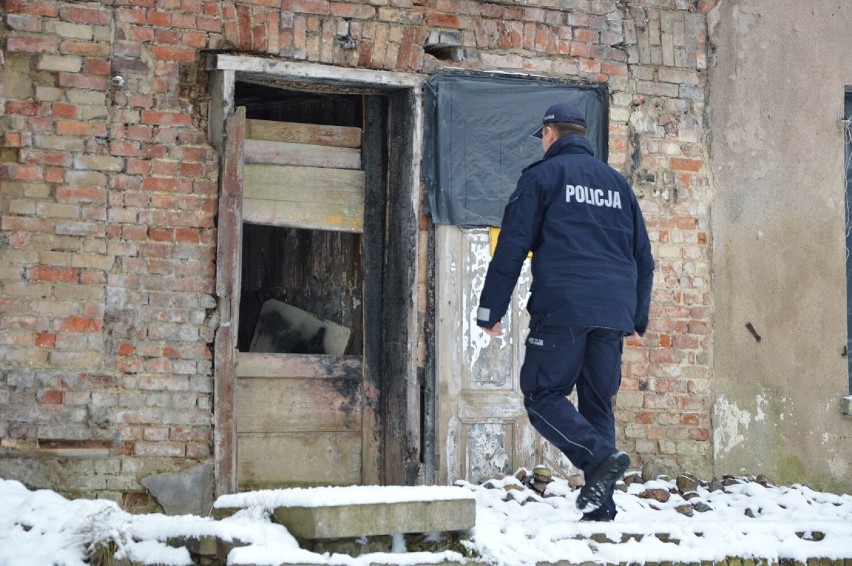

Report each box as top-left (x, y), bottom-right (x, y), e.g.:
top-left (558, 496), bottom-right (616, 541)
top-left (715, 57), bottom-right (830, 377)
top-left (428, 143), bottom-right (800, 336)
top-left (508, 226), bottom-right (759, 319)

top-left (520, 326), bottom-right (624, 518)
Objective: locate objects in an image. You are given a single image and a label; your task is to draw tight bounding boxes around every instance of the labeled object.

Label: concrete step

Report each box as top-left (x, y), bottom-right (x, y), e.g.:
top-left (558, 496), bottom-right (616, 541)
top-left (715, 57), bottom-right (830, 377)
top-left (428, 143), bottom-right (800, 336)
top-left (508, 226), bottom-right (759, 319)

top-left (214, 485), bottom-right (475, 539)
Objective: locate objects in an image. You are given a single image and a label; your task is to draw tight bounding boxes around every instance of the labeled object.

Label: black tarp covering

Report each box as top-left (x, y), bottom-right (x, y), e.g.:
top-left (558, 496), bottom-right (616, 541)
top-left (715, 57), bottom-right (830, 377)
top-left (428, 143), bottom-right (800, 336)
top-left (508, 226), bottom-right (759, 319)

top-left (423, 73), bottom-right (609, 227)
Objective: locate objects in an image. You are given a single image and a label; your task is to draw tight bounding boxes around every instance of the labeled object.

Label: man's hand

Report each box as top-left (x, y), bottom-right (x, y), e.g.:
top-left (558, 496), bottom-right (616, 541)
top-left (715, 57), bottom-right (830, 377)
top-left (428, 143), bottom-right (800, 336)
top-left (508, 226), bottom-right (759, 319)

top-left (481, 321), bottom-right (503, 337)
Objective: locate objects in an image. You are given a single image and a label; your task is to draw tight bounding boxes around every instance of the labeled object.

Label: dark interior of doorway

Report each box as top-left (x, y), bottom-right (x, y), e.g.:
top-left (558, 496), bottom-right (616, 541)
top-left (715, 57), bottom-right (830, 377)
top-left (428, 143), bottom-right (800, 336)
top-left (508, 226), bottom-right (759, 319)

top-left (233, 82), bottom-right (369, 356)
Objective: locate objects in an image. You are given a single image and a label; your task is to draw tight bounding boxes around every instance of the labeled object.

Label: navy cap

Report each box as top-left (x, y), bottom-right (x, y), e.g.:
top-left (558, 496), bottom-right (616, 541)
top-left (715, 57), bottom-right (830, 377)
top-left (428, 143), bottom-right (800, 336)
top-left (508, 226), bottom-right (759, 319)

top-left (531, 103), bottom-right (587, 138)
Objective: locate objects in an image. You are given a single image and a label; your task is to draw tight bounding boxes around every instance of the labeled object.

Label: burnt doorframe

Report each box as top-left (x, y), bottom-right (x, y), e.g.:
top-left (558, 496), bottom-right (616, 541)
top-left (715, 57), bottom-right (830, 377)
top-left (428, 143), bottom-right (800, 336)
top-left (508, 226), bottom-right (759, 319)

top-left (206, 55), bottom-right (426, 495)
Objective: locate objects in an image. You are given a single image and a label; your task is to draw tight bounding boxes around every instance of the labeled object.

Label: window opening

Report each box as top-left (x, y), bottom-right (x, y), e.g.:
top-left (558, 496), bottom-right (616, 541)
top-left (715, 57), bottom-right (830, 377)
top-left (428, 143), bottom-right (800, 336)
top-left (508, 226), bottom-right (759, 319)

top-left (234, 83), bottom-right (365, 356)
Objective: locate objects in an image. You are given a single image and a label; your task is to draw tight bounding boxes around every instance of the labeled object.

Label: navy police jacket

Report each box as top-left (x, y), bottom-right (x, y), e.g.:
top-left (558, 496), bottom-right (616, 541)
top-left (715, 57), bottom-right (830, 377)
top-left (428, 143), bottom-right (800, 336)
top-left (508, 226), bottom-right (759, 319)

top-left (476, 135), bottom-right (655, 335)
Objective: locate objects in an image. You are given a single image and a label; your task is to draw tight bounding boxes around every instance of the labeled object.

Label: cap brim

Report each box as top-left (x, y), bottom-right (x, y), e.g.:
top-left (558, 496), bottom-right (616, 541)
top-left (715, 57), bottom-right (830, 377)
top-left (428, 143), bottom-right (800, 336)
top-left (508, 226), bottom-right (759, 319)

top-left (530, 124), bottom-right (544, 139)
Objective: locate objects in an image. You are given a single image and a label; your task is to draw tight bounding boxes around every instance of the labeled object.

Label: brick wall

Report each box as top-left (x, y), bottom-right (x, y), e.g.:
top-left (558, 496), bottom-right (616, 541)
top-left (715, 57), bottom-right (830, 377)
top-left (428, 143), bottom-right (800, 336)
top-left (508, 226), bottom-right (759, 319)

top-left (0, 0), bottom-right (715, 503)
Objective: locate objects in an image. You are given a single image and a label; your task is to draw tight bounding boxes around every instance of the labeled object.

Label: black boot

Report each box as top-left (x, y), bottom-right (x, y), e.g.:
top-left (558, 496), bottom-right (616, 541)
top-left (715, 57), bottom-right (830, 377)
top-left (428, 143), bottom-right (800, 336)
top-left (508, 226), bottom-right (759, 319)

top-left (575, 451), bottom-right (630, 513)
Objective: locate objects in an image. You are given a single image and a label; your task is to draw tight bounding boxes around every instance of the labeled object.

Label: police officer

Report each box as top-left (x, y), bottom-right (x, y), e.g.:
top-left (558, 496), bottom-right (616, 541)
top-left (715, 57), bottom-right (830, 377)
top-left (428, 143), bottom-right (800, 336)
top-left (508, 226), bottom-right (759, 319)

top-left (476, 103), bottom-right (654, 521)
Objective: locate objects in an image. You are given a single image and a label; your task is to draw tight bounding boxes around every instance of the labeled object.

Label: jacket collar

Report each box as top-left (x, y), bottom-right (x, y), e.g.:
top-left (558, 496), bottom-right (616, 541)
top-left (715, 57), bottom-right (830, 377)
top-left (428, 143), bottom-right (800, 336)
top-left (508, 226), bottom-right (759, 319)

top-left (523, 135), bottom-right (594, 172)
top-left (543, 134), bottom-right (594, 159)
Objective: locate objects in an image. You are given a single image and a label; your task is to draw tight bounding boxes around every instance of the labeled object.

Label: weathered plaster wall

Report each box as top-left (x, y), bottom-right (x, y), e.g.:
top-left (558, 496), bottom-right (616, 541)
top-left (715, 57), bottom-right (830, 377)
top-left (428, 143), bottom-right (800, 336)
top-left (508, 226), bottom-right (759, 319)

top-left (708, 0), bottom-right (852, 491)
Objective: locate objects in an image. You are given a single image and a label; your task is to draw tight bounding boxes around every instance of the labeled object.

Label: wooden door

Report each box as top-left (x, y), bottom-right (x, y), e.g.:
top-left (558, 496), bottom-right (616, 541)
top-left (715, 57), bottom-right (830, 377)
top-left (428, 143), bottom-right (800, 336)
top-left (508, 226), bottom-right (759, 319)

top-left (230, 114), bottom-right (380, 490)
top-left (435, 226), bottom-right (578, 484)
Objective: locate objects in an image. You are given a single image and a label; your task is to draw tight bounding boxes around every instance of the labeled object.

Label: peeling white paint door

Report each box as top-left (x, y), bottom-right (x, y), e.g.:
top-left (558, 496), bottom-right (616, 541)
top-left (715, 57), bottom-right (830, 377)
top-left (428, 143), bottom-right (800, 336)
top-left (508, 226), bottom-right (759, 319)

top-left (436, 226), bottom-right (575, 484)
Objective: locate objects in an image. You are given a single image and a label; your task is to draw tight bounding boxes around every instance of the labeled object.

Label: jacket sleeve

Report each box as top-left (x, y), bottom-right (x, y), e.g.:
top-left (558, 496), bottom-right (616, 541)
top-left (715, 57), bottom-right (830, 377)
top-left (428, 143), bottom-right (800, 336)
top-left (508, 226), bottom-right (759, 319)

top-left (476, 176), bottom-right (543, 328)
top-left (631, 193), bottom-right (655, 335)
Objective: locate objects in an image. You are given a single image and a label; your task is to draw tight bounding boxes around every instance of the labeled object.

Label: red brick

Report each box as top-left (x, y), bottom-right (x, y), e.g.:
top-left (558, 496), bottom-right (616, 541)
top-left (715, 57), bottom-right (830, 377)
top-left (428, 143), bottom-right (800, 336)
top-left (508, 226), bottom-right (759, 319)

top-left (60, 6), bottom-right (111, 25)
top-left (155, 28), bottom-right (181, 45)
top-left (20, 148), bottom-right (72, 167)
top-left (0, 163), bottom-right (44, 180)
top-left (128, 25), bottom-right (155, 42)
top-left (28, 266), bottom-right (77, 282)
top-left (80, 271), bottom-right (105, 285)
top-left (59, 41), bottom-right (110, 57)
top-left (634, 411), bottom-right (654, 424)
top-left (680, 413), bottom-right (701, 426)
top-left (670, 157), bottom-right (703, 172)
top-left (52, 102), bottom-right (77, 119)
top-left (142, 176), bottom-right (192, 192)
top-left (121, 225), bottom-right (148, 240)
top-left (6, 36), bottom-right (59, 53)
top-left (602, 62), bottom-right (628, 76)
top-left (4, 0), bottom-right (59, 16)
top-left (331, 2), bottom-right (375, 19)
top-left (126, 159), bottom-right (152, 175)
top-left (56, 71), bottom-right (110, 89)
top-left (60, 317), bottom-right (102, 332)
top-left (127, 125), bottom-right (153, 141)
top-left (570, 42), bottom-right (591, 58)
top-left (676, 216), bottom-right (698, 229)
top-left (79, 373), bottom-right (119, 387)
top-left (181, 31), bottom-right (207, 48)
top-left (56, 120), bottom-right (108, 136)
top-left (151, 44), bottom-right (195, 62)
top-left (2, 132), bottom-right (26, 147)
top-left (110, 140), bottom-right (142, 157)
top-left (185, 443), bottom-right (210, 459)
top-left (115, 8), bottom-right (146, 24)
top-left (579, 59), bottom-right (600, 73)
top-left (82, 57), bottom-right (111, 75)
top-left (35, 332), bottom-right (56, 348)
top-left (37, 390), bottom-right (64, 404)
top-left (573, 28), bottom-right (598, 43)
top-left (175, 228), bottom-right (200, 243)
top-left (170, 12), bottom-right (197, 29)
top-left (282, 0), bottom-right (329, 14)
top-left (147, 10), bottom-right (171, 25)
top-left (148, 227), bottom-right (174, 241)
top-left (152, 160), bottom-right (178, 176)
top-left (5, 101), bottom-right (51, 116)
top-left (688, 428), bottom-right (710, 441)
top-left (425, 12), bottom-right (460, 28)
top-left (117, 343), bottom-right (135, 356)
top-left (178, 161), bottom-right (204, 177)
top-left (698, 0), bottom-right (717, 13)
top-left (1, 215), bottom-right (53, 232)
top-left (140, 111), bottom-right (193, 126)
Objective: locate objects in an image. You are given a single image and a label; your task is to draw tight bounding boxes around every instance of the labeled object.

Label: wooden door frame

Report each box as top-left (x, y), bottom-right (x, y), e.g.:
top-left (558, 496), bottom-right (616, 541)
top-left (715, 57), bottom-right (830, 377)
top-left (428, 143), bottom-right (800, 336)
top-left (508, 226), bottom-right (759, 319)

top-left (206, 56), bottom-right (425, 495)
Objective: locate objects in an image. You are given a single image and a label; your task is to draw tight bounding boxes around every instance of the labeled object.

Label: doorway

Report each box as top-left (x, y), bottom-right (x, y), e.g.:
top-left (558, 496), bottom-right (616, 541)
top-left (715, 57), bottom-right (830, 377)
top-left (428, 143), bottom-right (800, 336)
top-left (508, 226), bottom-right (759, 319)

top-left (230, 85), bottom-right (376, 489)
top-left (209, 63), bottom-right (424, 493)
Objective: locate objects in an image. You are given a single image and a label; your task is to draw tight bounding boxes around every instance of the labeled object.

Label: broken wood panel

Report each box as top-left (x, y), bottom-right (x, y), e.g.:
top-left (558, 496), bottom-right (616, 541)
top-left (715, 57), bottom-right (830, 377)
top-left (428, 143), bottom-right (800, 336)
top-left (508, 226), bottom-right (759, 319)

top-left (236, 352), bottom-right (362, 379)
top-left (243, 163), bottom-right (364, 203)
top-left (242, 198), bottom-right (363, 233)
top-left (246, 119), bottom-right (361, 148)
top-left (237, 432), bottom-right (361, 489)
top-left (244, 139), bottom-right (361, 170)
top-left (213, 104), bottom-right (244, 497)
top-left (236, 377), bottom-right (361, 433)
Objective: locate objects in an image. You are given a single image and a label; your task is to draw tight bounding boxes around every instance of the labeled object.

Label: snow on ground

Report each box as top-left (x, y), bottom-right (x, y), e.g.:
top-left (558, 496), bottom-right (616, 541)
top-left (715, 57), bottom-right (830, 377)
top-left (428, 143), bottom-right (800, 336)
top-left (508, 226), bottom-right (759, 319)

top-left (1, 470), bottom-right (851, 566)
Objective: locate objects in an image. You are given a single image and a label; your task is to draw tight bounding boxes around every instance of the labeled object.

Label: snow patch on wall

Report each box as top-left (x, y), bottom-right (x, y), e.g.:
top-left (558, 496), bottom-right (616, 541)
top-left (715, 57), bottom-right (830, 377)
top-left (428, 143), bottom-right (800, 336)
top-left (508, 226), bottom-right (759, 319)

top-left (713, 394), bottom-right (752, 457)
